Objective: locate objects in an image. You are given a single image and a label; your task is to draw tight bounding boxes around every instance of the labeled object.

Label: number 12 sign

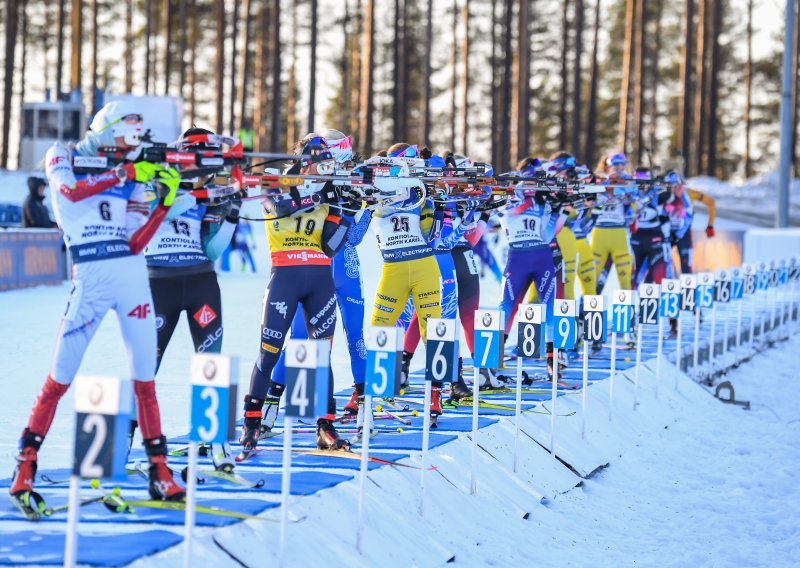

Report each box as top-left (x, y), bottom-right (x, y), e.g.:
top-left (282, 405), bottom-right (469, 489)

top-left (638, 284), bottom-right (660, 325)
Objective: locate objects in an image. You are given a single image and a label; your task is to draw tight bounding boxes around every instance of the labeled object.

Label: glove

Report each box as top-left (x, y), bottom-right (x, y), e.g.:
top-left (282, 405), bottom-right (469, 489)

top-left (154, 167), bottom-right (181, 206)
top-left (117, 161), bottom-right (161, 183)
top-left (705, 225), bottom-right (715, 238)
top-left (225, 199), bottom-right (242, 224)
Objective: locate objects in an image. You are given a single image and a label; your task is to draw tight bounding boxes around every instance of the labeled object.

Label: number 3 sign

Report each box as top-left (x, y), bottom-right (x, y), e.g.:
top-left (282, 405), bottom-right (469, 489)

top-left (190, 354), bottom-right (238, 445)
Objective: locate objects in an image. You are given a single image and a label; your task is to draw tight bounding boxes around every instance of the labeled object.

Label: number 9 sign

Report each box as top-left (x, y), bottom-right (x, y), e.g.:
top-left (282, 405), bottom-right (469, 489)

top-left (553, 299), bottom-right (577, 350)
top-left (365, 326), bottom-right (404, 397)
top-left (190, 354), bottom-right (238, 445)
top-left (73, 375), bottom-right (133, 481)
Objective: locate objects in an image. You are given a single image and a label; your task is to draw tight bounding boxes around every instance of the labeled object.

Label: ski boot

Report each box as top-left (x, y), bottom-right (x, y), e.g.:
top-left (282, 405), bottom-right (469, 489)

top-left (590, 339), bottom-right (604, 357)
top-left (623, 331), bottom-right (637, 349)
top-left (238, 395), bottom-right (264, 462)
top-left (144, 436), bottom-right (185, 501)
top-left (343, 383), bottom-right (365, 417)
top-left (430, 386), bottom-right (443, 429)
top-left (259, 382), bottom-right (284, 436)
top-left (9, 430), bottom-right (46, 519)
top-left (317, 417), bottom-right (349, 450)
top-left (478, 367), bottom-right (504, 389)
top-left (399, 350), bottom-right (414, 391)
top-left (668, 318), bottom-right (678, 338)
top-left (448, 358), bottom-right (473, 403)
top-left (211, 442), bottom-right (235, 473)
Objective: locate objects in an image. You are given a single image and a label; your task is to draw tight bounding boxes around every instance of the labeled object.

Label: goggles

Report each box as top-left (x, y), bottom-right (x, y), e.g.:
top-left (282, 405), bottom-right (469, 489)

top-left (302, 136), bottom-right (333, 163)
top-left (389, 144), bottom-right (419, 158)
top-left (663, 171), bottom-right (683, 184)
top-left (327, 136), bottom-right (353, 163)
top-left (607, 153), bottom-right (628, 167)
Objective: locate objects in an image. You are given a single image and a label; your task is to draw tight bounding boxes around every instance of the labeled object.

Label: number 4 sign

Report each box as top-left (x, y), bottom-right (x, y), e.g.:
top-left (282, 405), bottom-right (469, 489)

top-left (284, 340), bottom-right (331, 418)
top-left (73, 375), bottom-right (132, 480)
top-left (190, 354), bottom-right (238, 445)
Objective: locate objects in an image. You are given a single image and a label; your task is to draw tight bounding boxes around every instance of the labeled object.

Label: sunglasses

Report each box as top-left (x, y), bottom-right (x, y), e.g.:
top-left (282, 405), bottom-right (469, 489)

top-left (121, 113), bottom-right (144, 123)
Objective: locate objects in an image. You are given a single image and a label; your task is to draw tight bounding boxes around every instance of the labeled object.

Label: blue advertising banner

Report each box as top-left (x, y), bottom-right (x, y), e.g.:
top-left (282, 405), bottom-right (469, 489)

top-left (0, 229), bottom-right (67, 291)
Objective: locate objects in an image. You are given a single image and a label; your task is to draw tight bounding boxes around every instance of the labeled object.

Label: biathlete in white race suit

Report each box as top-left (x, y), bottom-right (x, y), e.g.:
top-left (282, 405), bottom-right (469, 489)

top-left (10, 101), bottom-right (186, 512)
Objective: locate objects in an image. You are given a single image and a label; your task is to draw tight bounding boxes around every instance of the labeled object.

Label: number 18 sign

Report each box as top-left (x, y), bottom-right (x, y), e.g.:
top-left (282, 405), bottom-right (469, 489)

top-left (190, 354), bottom-right (238, 445)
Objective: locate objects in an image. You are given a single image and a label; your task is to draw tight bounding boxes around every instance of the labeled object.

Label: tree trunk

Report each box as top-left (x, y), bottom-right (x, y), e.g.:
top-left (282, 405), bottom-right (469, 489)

top-left (308, 0), bottom-right (318, 133)
top-left (188, 0), bottom-right (197, 123)
top-left (19, 1), bottom-right (27, 126)
top-left (420, 0), bottom-right (433, 146)
top-left (341, 0), bottom-right (350, 133)
top-left (229, 0), bottom-right (239, 133)
top-left (349, 0), bottom-right (362, 141)
top-left (359, 0), bottom-right (375, 153)
top-left (178, 0), bottom-right (187, 93)
top-left (647, 0), bottom-right (663, 158)
top-left (145, 0), bottom-right (152, 93)
top-left (163, 0), bottom-right (173, 95)
top-left (1, 0), bottom-right (19, 168)
top-left (237, 0), bottom-right (252, 132)
top-left (70, 0), bottom-right (82, 95)
top-left (693, 0), bottom-right (707, 175)
top-left (706, 0), bottom-right (721, 176)
top-left (792, 0), bottom-right (800, 171)
top-left (254, 0), bottom-right (268, 148)
top-left (500, 0), bottom-right (512, 170)
top-left (558, 0), bottom-right (569, 149)
top-left (287, 0), bottom-right (298, 145)
top-left (571, 0), bottom-right (584, 156)
top-left (43, 0), bottom-right (51, 95)
top-left (90, 0), bottom-right (98, 111)
top-left (57, 0), bottom-right (66, 95)
top-left (270, 0), bottom-right (282, 151)
top-left (215, 0), bottom-right (226, 133)
top-left (514, 0), bottom-right (530, 162)
top-left (125, 0), bottom-right (133, 92)
top-left (392, 0), bottom-right (401, 140)
top-left (450, 0), bottom-right (458, 152)
top-left (617, 0), bottom-right (635, 153)
top-left (491, 0), bottom-right (499, 168)
top-left (678, 0), bottom-right (694, 174)
top-left (583, 0), bottom-right (601, 164)
top-left (743, 0), bottom-right (752, 178)
top-left (398, 0), bottom-right (407, 141)
top-left (460, 0), bottom-right (470, 155)
top-left (631, 0), bottom-right (645, 165)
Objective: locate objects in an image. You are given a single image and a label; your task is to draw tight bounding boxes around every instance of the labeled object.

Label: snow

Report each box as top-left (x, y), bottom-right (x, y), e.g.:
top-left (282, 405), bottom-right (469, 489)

top-left (2, 208), bottom-right (800, 565)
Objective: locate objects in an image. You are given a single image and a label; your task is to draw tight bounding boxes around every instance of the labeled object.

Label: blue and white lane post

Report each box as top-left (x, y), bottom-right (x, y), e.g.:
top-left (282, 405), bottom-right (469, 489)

top-left (660, 278), bottom-right (681, 392)
top-left (777, 259), bottom-right (790, 335)
top-left (186, 354), bottom-right (238, 568)
top-left (282, 339), bottom-right (330, 566)
top-left (637, 284), bottom-right (660, 409)
top-left (730, 268), bottom-right (745, 355)
top-left (360, 327), bottom-right (403, 547)
top-left (610, 291), bottom-right (633, 421)
top-left (581, 295), bottom-right (606, 438)
top-left (790, 256), bottom-right (800, 331)
top-left (424, 318), bottom-right (457, 501)
top-left (769, 260), bottom-right (780, 338)
top-left (714, 269), bottom-right (732, 368)
top-left (679, 274), bottom-right (697, 376)
top-left (66, 375), bottom-right (133, 568)
top-left (696, 272), bottom-right (715, 378)
top-left (515, 304), bottom-right (545, 471)
top-left (756, 261), bottom-right (770, 345)
top-left (743, 263), bottom-right (757, 354)
top-left (472, 309), bottom-right (504, 494)
top-left (552, 299), bottom-right (577, 452)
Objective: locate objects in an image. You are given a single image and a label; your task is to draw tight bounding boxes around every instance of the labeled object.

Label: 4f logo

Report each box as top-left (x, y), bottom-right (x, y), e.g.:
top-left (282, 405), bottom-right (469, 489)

top-left (271, 301), bottom-right (288, 318)
top-left (128, 304), bottom-right (151, 319)
top-left (193, 304), bottom-right (218, 328)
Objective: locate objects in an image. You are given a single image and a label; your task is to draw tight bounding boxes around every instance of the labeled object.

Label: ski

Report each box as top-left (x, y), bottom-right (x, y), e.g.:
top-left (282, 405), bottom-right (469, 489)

top-left (256, 447), bottom-right (419, 469)
top-left (198, 468), bottom-right (266, 489)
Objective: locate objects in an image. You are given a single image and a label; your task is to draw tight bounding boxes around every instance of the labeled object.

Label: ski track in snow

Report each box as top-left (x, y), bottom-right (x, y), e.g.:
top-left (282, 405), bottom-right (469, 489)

top-left (1, 216), bottom-right (799, 565)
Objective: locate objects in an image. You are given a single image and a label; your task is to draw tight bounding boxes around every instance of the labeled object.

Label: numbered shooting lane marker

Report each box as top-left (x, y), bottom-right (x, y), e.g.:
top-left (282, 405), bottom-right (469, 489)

top-left (68, 375), bottom-right (133, 568)
top-left (359, 327), bottom-right (403, 548)
top-left (282, 340), bottom-right (331, 564)
top-left (424, 318), bottom-right (457, 506)
top-left (790, 257), bottom-right (800, 332)
top-left (551, 299), bottom-right (576, 454)
top-left (729, 267), bottom-right (745, 354)
top-left (679, 274), bottom-right (697, 375)
top-left (743, 263), bottom-right (758, 353)
top-left (636, 284), bottom-right (660, 408)
top-left (715, 269), bottom-right (732, 366)
top-left (777, 259), bottom-right (790, 331)
top-left (515, 304), bottom-right (544, 469)
top-left (609, 291), bottom-right (633, 422)
top-left (768, 260), bottom-right (780, 334)
top-left (471, 310), bottom-right (504, 494)
top-left (659, 279), bottom-right (681, 393)
top-left (186, 354), bottom-right (238, 568)
top-left (581, 295), bottom-right (605, 438)
top-left (757, 261), bottom-right (770, 345)
top-left (694, 272), bottom-right (715, 376)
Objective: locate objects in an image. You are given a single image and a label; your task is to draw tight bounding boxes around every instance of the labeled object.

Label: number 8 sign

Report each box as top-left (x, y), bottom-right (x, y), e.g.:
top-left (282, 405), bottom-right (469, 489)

top-left (285, 340), bottom-right (331, 418)
top-left (517, 303), bottom-right (545, 358)
top-left (190, 354), bottom-right (238, 445)
top-left (73, 375), bottom-right (133, 480)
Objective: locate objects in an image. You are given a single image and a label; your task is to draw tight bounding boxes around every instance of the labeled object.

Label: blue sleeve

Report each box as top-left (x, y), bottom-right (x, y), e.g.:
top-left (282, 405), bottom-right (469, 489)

top-left (347, 209), bottom-right (373, 246)
top-left (543, 211), bottom-right (560, 243)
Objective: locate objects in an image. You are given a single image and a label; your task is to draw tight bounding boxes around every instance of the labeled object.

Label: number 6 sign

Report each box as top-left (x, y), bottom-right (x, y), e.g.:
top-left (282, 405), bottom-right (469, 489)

top-left (73, 375), bottom-right (132, 480)
top-left (190, 354), bottom-right (238, 445)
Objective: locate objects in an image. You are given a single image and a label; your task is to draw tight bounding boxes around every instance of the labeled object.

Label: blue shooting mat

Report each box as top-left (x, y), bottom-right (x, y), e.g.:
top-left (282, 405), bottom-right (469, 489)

top-left (0, 530), bottom-right (182, 566)
top-left (168, 431), bottom-right (457, 452)
top-left (238, 413), bottom-right (499, 433)
top-left (366, 389), bottom-right (554, 402)
top-left (0, 469), bottom-right (352, 497)
top-left (0, 496), bottom-right (277, 527)
top-left (165, 450), bottom-right (410, 471)
top-left (384, 398), bottom-right (539, 417)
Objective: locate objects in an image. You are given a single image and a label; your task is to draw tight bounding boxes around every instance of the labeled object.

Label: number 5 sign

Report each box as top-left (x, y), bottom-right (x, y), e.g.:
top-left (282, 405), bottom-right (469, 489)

top-left (73, 375), bottom-right (132, 480)
top-left (365, 327), bottom-right (404, 397)
top-left (190, 354), bottom-right (238, 445)
top-left (285, 339), bottom-right (331, 418)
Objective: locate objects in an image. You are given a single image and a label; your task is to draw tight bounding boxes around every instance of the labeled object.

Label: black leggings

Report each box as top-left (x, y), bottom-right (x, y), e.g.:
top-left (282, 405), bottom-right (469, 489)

top-left (249, 265), bottom-right (337, 412)
top-left (631, 228), bottom-right (668, 286)
top-left (150, 270), bottom-right (223, 371)
top-left (452, 246), bottom-right (480, 356)
top-left (674, 230), bottom-right (693, 274)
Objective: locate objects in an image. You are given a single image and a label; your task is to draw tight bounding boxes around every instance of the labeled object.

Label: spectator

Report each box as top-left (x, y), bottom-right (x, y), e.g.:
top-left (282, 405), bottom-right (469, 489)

top-left (22, 177), bottom-right (55, 228)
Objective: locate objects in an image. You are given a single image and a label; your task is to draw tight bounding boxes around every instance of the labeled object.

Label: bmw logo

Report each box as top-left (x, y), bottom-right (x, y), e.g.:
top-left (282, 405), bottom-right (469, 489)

top-left (203, 360), bottom-right (217, 380)
top-left (560, 302), bottom-right (568, 314)
top-left (645, 285), bottom-right (652, 295)
top-left (668, 282), bottom-right (675, 291)
top-left (525, 306), bottom-right (534, 320)
top-left (89, 383), bottom-right (104, 406)
top-left (296, 344), bottom-right (307, 362)
top-left (436, 321), bottom-right (447, 338)
top-left (377, 329), bottom-right (387, 347)
top-left (703, 274), bottom-right (709, 283)
top-left (590, 297), bottom-right (598, 309)
top-left (618, 292), bottom-right (626, 302)
top-left (720, 271), bottom-right (726, 279)
top-left (482, 312), bottom-right (493, 327)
